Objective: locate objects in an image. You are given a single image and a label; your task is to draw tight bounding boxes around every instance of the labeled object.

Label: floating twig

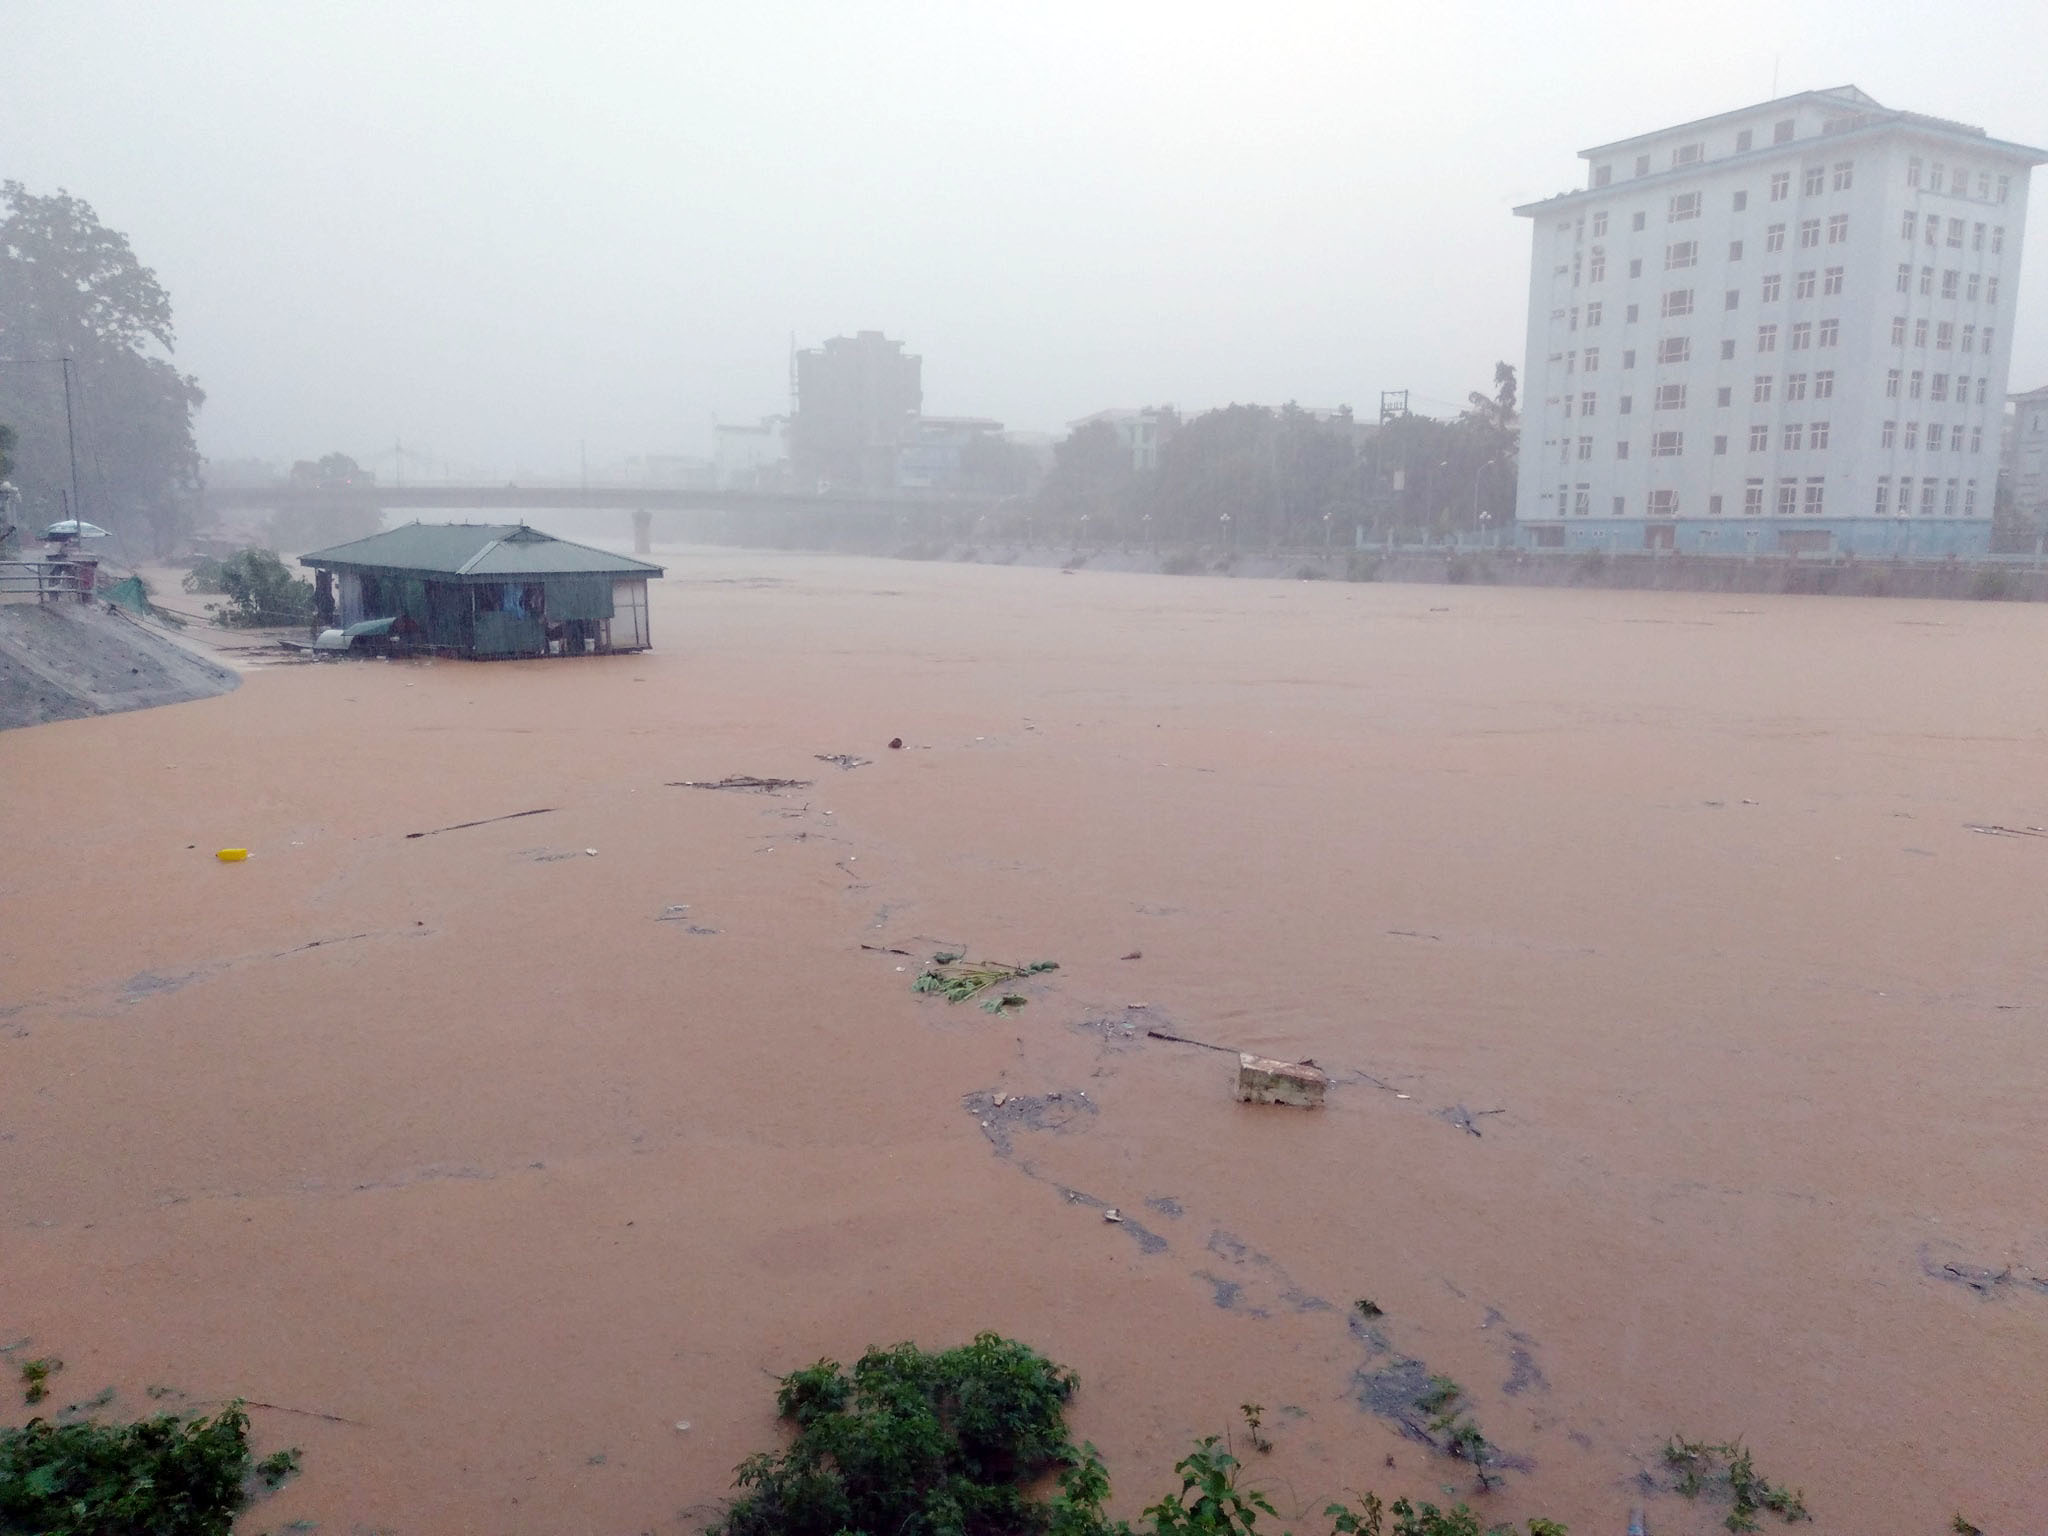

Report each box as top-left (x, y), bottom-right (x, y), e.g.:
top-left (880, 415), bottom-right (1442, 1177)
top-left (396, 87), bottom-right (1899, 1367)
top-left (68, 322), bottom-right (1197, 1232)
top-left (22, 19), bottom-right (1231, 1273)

top-left (669, 776), bottom-right (813, 792)
top-left (405, 807), bottom-right (557, 839)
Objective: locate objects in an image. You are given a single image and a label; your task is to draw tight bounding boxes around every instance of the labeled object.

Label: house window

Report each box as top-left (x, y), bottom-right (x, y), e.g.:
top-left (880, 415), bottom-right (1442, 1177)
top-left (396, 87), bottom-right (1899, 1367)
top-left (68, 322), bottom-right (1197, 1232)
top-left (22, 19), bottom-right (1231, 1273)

top-left (1783, 422), bottom-right (1803, 450)
top-left (1950, 425), bottom-right (1965, 452)
top-left (1997, 175), bottom-right (2009, 203)
top-left (1623, 349), bottom-right (1636, 368)
top-left (1930, 164), bottom-right (1945, 193)
top-left (1615, 440), bottom-right (1630, 459)
top-left (1773, 119), bottom-right (1794, 143)
top-left (1930, 374), bottom-right (1949, 402)
top-left (1709, 493), bottom-right (1724, 513)
top-left (1665, 241), bottom-right (1698, 270)
top-left (1891, 316), bottom-right (1906, 345)
top-left (1920, 480), bottom-right (1936, 515)
top-left (1766, 223), bottom-right (1786, 252)
top-left (1761, 272), bottom-right (1783, 302)
top-left (1875, 477), bottom-right (1890, 514)
top-left (1810, 420), bottom-right (1830, 449)
top-left (1620, 394), bottom-right (1633, 412)
top-left (1925, 216), bottom-right (1938, 246)
top-left (1799, 218), bottom-right (1820, 248)
top-left (1792, 270), bottom-right (1814, 300)
top-left (1587, 302), bottom-right (1603, 327)
top-left (1914, 318), bottom-right (1928, 347)
top-left (1936, 322), bottom-right (1953, 349)
top-left (1790, 321), bottom-right (1812, 349)
top-left (1971, 426), bottom-right (1983, 453)
top-left (1593, 211), bottom-right (1608, 237)
top-left (1777, 480), bottom-right (1799, 514)
top-left (1881, 420), bottom-right (1895, 448)
top-left (1589, 250), bottom-right (1607, 282)
top-left (1965, 480), bottom-right (1978, 515)
top-left (1832, 161), bottom-right (1853, 191)
top-left (1594, 165), bottom-right (1612, 188)
top-left (1728, 239), bottom-right (1745, 261)
top-left (1581, 390), bottom-right (1598, 415)
top-left (1725, 288), bottom-right (1740, 310)
top-left (1629, 258), bottom-right (1643, 279)
top-left (1988, 277), bottom-right (2000, 304)
top-left (1732, 190), bottom-right (1749, 211)
top-left (1947, 218), bottom-right (1964, 248)
top-left (1714, 436), bottom-right (1728, 456)
top-left (1814, 370), bottom-right (1834, 399)
top-left (1827, 214), bottom-right (1848, 243)
top-left (1585, 345), bottom-right (1601, 369)
top-left (1738, 129), bottom-right (1754, 152)
top-left (1655, 384), bottom-right (1687, 410)
top-left (1919, 266), bottom-right (1932, 295)
top-left (1744, 480), bottom-right (1765, 515)
top-left (1753, 375), bottom-right (1774, 403)
top-left (1612, 496), bottom-right (1626, 516)
top-left (1982, 327), bottom-right (1993, 353)
top-left (1977, 379), bottom-right (1988, 404)
top-left (1749, 422), bottom-right (1770, 450)
top-left (1909, 370), bottom-right (1923, 399)
top-left (1942, 269), bottom-right (1960, 299)
top-left (1804, 479), bottom-right (1826, 515)
top-left (1674, 143), bottom-right (1703, 168)
top-left (1896, 262), bottom-right (1911, 292)
top-left (1904, 422), bottom-right (1919, 449)
top-left (1992, 226), bottom-right (2004, 253)
top-left (1669, 191), bottom-right (1701, 221)
top-left (1907, 157), bottom-right (1921, 188)
top-left (1574, 485), bottom-right (1590, 516)
top-left (1634, 154), bottom-right (1650, 177)
top-left (1943, 479), bottom-right (1958, 516)
top-left (1632, 211), bottom-right (1647, 231)
top-left (1818, 319), bottom-right (1838, 346)
top-left (1885, 369), bottom-right (1900, 397)
top-left (1648, 488), bottom-right (1678, 516)
top-left (1718, 386), bottom-right (1733, 406)
top-left (1662, 288), bottom-right (1694, 316)
top-left (1657, 336), bottom-right (1691, 364)
top-left (1786, 372), bottom-right (1808, 401)
top-left (1757, 323), bottom-right (1778, 352)
top-left (1901, 211), bottom-right (1917, 240)
top-left (1961, 324), bottom-right (1976, 353)
top-left (1577, 436), bottom-right (1593, 460)
top-left (1770, 172), bottom-right (1791, 202)
top-left (1967, 273), bottom-right (1980, 301)
top-left (1720, 339), bottom-right (1736, 360)
top-left (1802, 165), bottom-right (1825, 196)
top-left (1824, 266), bottom-right (1843, 295)
top-left (1899, 475), bottom-right (1914, 511)
top-left (1651, 431), bottom-right (1683, 457)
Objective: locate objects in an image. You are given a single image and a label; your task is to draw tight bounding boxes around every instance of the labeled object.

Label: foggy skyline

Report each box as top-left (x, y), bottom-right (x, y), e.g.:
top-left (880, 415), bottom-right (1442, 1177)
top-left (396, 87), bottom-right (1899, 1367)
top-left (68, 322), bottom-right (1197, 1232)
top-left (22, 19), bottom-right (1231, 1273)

top-left (10, 0), bottom-right (2045, 477)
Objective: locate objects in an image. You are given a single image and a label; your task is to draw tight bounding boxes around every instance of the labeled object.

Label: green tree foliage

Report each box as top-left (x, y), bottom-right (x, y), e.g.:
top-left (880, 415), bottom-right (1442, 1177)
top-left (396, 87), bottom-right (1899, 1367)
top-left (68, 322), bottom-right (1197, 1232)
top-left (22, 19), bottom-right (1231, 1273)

top-left (713, 1335), bottom-right (1565, 1536)
top-left (0, 182), bottom-right (205, 555)
top-left (1033, 372), bottom-right (1519, 550)
top-left (187, 548), bottom-right (315, 627)
top-left (0, 420), bottom-right (15, 480)
top-left (0, 1402), bottom-right (259, 1536)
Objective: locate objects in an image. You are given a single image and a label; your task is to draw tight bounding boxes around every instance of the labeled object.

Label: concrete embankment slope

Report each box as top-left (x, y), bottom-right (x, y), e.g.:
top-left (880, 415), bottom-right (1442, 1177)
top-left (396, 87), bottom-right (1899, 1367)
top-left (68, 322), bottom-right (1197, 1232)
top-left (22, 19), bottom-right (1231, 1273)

top-left (0, 601), bottom-right (239, 730)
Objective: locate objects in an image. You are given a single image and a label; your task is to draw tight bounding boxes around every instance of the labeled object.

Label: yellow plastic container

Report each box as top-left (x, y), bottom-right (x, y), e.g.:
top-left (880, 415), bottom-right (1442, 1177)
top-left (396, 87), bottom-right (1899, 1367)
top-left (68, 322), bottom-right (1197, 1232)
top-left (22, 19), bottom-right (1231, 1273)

top-left (215, 848), bottom-right (249, 862)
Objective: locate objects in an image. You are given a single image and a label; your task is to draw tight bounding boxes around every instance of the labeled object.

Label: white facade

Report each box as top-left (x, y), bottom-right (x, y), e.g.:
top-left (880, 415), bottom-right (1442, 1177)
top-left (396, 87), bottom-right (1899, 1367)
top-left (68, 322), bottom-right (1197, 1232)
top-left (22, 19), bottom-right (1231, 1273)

top-left (714, 416), bottom-right (789, 490)
top-left (2005, 384), bottom-right (2048, 533)
top-left (1514, 87), bottom-right (2043, 555)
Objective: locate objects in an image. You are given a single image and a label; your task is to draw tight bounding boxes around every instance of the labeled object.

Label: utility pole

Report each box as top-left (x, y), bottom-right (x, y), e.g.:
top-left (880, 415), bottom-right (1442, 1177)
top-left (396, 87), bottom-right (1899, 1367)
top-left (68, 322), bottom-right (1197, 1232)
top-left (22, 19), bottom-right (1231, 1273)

top-left (61, 357), bottom-right (82, 526)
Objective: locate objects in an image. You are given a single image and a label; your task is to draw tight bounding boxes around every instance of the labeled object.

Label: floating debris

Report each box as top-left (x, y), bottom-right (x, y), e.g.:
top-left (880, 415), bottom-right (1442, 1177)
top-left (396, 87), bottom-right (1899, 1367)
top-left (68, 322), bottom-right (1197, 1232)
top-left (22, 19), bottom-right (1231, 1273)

top-left (406, 806), bottom-right (557, 839)
top-left (911, 955), bottom-right (1059, 1008)
top-left (668, 776), bottom-right (813, 793)
top-left (815, 753), bottom-right (871, 771)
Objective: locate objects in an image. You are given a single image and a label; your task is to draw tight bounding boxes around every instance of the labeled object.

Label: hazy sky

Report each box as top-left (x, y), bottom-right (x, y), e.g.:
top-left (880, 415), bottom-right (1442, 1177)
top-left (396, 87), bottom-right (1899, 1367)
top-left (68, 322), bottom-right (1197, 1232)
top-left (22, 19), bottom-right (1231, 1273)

top-left (10, 1), bottom-right (2046, 478)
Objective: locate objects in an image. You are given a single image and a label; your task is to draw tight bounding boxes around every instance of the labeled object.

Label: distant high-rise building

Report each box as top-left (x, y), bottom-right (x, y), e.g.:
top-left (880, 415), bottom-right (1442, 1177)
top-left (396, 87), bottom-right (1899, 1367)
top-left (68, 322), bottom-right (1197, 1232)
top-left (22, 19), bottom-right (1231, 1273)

top-left (1513, 87), bottom-right (2043, 555)
top-left (792, 331), bottom-right (922, 492)
top-left (2004, 384), bottom-right (2048, 539)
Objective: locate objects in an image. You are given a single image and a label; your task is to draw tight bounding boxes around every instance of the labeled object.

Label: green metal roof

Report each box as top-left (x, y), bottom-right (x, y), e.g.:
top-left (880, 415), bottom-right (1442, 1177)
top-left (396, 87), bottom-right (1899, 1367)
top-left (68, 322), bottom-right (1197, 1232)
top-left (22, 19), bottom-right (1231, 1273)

top-left (299, 522), bottom-right (665, 579)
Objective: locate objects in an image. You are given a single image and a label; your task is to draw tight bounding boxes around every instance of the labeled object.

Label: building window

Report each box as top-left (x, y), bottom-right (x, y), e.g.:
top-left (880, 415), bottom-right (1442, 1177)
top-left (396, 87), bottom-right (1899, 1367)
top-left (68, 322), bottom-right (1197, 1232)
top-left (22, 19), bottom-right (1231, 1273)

top-left (1898, 475), bottom-right (1914, 512)
top-left (1669, 191), bottom-right (1701, 220)
top-left (1795, 269), bottom-right (1817, 299)
top-left (1626, 302), bottom-right (1640, 322)
top-left (1587, 302), bottom-right (1603, 327)
top-left (1942, 269), bottom-right (1960, 299)
top-left (1790, 321), bottom-right (1812, 350)
top-left (1610, 495), bottom-right (1624, 516)
top-left (1581, 391), bottom-right (1597, 415)
top-left (1961, 324), bottom-right (1976, 353)
top-left (1744, 479), bottom-right (1765, 514)
top-left (1634, 154), bottom-right (1650, 177)
top-left (1749, 422), bottom-right (1770, 450)
top-left (1881, 420), bottom-right (1895, 448)
top-left (1823, 266), bottom-right (1843, 296)
top-left (1826, 214), bottom-right (1848, 244)
top-left (1773, 119), bottom-right (1794, 143)
top-left (1584, 345), bottom-right (1601, 369)
top-left (1594, 164), bottom-right (1612, 188)
top-left (1615, 440), bottom-right (1630, 459)
top-left (1766, 222), bottom-right (1786, 252)
top-left (1757, 323), bottom-right (1778, 352)
top-left (1989, 277), bottom-right (2001, 304)
top-left (1593, 211), bottom-right (1609, 237)
top-left (1804, 479), bottom-right (1826, 515)
top-left (1799, 219), bottom-right (1820, 248)
top-left (1950, 424), bottom-right (1965, 452)
top-left (1657, 336), bottom-right (1691, 364)
top-left (1720, 339), bottom-right (1736, 360)
top-left (1718, 386), bottom-right (1733, 406)
top-left (1947, 218), bottom-right (1964, 248)
top-left (1753, 375), bottom-right (1774, 403)
top-left (1802, 165), bottom-right (1825, 196)
top-left (1577, 436), bottom-right (1593, 461)
top-left (1896, 262), bottom-right (1911, 293)
top-left (1662, 288), bottom-right (1694, 316)
top-left (1709, 493), bottom-right (1724, 513)
top-left (1818, 319), bottom-right (1838, 347)
top-left (1920, 480), bottom-right (1936, 515)
top-left (1919, 266), bottom-right (1933, 295)
top-left (1907, 157), bottom-right (1921, 188)
top-left (1885, 369), bottom-right (1900, 398)
top-left (1725, 288), bottom-right (1740, 310)
top-left (1665, 241), bottom-right (1698, 270)
top-left (1997, 175), bottom-right (2009, 203)
top-left (1992, 226), bottom-right (2004, 253)
top-left (1832, 160), bottom-right (1853, 191)
top-left (1629, 258), bottom-right (1643, 279)
top-left (1875, 477), bottom-right (1890, 515)
top-left (1728, 239), bottom-right (1745, 261)
top-left (1623, 349), bottom-right (1636, 368)
top-left (1970, 425), bottom-right (1983, 453)
top-left (1647, 488), bottom-right (1678, 516)
top-left (1783, 422), bottom-right (1803, 450)
top-left (1976, 172), bottom-right (1991, 199)
top-left (1655, 384), bottom-right (1687, 410)
top-left (1651, 431), bottom-right (1683, 457)
top-left (1914, 318), bottom-right (1928, 347)
top-left (1810, 420), bottom-right (1830, 449)
top-left (1904, 421), bottom-right (1919, 449)
top-left (1943, 479), bottom-right (1958, 516)
top-left (1910, 370), bottom-right (1922, 398)
top-left (1982, 327), bottom-right (1994, 353)
top-left (1936, 321), bottom-right (1953, 349)
top-left (1589, 250), bottom-right (1606, 283)
top-left (1891, 316), bottom-right (1906, 345)
top-left (1930, 374), bottom-right (1949, 402)
top-left (1632, 210), bottom-right (1647, 231)
top-left (1574, 486), bottom-right (1590, 516)
top-left (1714, 436), bottom-right (1728, 456)
top-left (1732, 190), bottom-right (1749, 211)
top-left (1813, 370), bottom-right (1834, 399)
top-left (1777, 480), bottom-right (1799, 514)
top-left (1977, 379), bottom-right (1988, 404)
top-left (1770, 171), bottom-right (1791, 202)
top-left (1925, 216), bottom-right (1938, 246)
top-left (1901, 211), bottom-right (1917, 240)
top-left (1619, 394), bottom-right (1632, 412)
top-left (1570, 306), bottom-right (1580, 330)
top-left (1761, 272), bottom-right (1783, 302)
top-left (1967, 273), bottom-right (1980, 301)
top-left (1738, 129), bottom-right (1755, 152)
top-left (1930, 163), bottom-right (1945, 193)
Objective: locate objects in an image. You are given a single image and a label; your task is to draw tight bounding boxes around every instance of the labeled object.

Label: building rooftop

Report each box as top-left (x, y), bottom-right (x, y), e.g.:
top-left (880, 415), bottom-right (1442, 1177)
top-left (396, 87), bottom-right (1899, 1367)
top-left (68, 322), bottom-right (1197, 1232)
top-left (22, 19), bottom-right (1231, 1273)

top-left (300, 522), bottom-right (665, 579)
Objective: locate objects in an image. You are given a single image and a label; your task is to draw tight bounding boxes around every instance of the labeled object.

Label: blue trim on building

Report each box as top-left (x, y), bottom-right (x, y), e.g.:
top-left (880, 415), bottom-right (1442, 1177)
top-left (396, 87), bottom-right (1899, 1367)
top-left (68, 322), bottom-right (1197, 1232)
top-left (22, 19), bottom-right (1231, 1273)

top-left (1516, 519), bottom-right (1991, 557)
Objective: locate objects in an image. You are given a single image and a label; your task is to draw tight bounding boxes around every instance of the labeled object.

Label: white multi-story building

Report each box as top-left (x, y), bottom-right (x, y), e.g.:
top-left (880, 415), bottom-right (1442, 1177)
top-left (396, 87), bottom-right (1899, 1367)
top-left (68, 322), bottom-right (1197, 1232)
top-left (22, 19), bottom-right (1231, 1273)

top-left (2004, 383), bottom-right (2048, 537)
top-left (1513, 87), bottom-right (2042, 555)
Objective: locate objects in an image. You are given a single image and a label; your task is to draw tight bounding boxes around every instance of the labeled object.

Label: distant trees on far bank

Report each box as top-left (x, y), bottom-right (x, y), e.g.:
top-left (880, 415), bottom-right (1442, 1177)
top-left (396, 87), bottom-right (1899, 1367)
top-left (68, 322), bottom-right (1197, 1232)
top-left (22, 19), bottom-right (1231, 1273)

top-left (1030, 368), bottom-right (1519, 548)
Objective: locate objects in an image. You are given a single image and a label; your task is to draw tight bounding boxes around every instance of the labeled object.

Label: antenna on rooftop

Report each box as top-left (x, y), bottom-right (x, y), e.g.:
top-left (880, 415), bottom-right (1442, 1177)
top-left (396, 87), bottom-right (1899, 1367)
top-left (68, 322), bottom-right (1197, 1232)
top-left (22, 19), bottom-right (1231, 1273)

top-left (1771, 54), bottom-right (1781, 100)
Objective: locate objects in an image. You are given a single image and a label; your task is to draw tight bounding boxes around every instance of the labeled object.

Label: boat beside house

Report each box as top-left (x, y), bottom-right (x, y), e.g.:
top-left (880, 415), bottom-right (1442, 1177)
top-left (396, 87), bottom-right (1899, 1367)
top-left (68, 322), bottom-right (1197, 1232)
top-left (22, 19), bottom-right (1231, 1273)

top-left (299, 522), bottom-right (664, 658)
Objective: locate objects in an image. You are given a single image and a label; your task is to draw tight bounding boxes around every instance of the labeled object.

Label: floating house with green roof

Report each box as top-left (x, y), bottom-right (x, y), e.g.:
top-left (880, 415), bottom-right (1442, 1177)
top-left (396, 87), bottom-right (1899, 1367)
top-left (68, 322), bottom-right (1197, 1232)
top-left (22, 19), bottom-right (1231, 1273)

top-left (299, 522), bottom-right (664, 657)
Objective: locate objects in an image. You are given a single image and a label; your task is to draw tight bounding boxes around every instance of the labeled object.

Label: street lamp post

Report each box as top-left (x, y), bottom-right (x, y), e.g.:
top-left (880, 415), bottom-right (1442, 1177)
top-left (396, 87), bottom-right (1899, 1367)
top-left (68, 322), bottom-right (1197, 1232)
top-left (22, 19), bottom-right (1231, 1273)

top-left (1220, 511), bottom-right (1232, 549)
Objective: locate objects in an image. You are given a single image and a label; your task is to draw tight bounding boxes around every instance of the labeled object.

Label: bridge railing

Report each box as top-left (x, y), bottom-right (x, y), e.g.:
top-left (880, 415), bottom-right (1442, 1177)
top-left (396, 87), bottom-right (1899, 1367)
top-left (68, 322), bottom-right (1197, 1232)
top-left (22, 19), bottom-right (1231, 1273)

top-left (0, 559), bottom-right (96, 602)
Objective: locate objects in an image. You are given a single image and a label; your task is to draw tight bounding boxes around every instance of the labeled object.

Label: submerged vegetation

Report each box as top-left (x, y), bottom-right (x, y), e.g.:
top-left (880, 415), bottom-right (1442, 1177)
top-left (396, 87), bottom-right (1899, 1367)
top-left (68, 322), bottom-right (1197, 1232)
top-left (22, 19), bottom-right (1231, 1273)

top-left (713, 1334), bottom-right (1565, 1536)
top-left (912, 954), bottom-right (1060, 1011)
top-left (1664, 1437), bottom-right (1810, 1530)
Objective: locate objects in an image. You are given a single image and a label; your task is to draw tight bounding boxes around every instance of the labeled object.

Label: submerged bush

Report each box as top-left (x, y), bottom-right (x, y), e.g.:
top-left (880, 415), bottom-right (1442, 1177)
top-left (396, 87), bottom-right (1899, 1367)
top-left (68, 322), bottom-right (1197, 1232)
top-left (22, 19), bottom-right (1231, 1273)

top-left (0, 1401), bottom-right (281, 1536)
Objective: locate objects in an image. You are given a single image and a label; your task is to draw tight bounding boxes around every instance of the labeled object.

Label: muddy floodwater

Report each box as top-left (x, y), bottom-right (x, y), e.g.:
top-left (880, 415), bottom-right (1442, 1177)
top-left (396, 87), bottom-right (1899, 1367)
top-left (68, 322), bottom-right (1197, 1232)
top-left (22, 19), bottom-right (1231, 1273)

top-left (3, 551), bottom-right (2045, 1532)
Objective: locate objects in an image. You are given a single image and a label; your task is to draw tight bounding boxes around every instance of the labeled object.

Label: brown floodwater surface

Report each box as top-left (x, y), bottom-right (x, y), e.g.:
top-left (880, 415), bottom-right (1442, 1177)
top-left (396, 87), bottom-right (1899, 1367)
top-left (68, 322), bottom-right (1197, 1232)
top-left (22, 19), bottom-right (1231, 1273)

top-left (3, 551), bottom-right (2045, 1532)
